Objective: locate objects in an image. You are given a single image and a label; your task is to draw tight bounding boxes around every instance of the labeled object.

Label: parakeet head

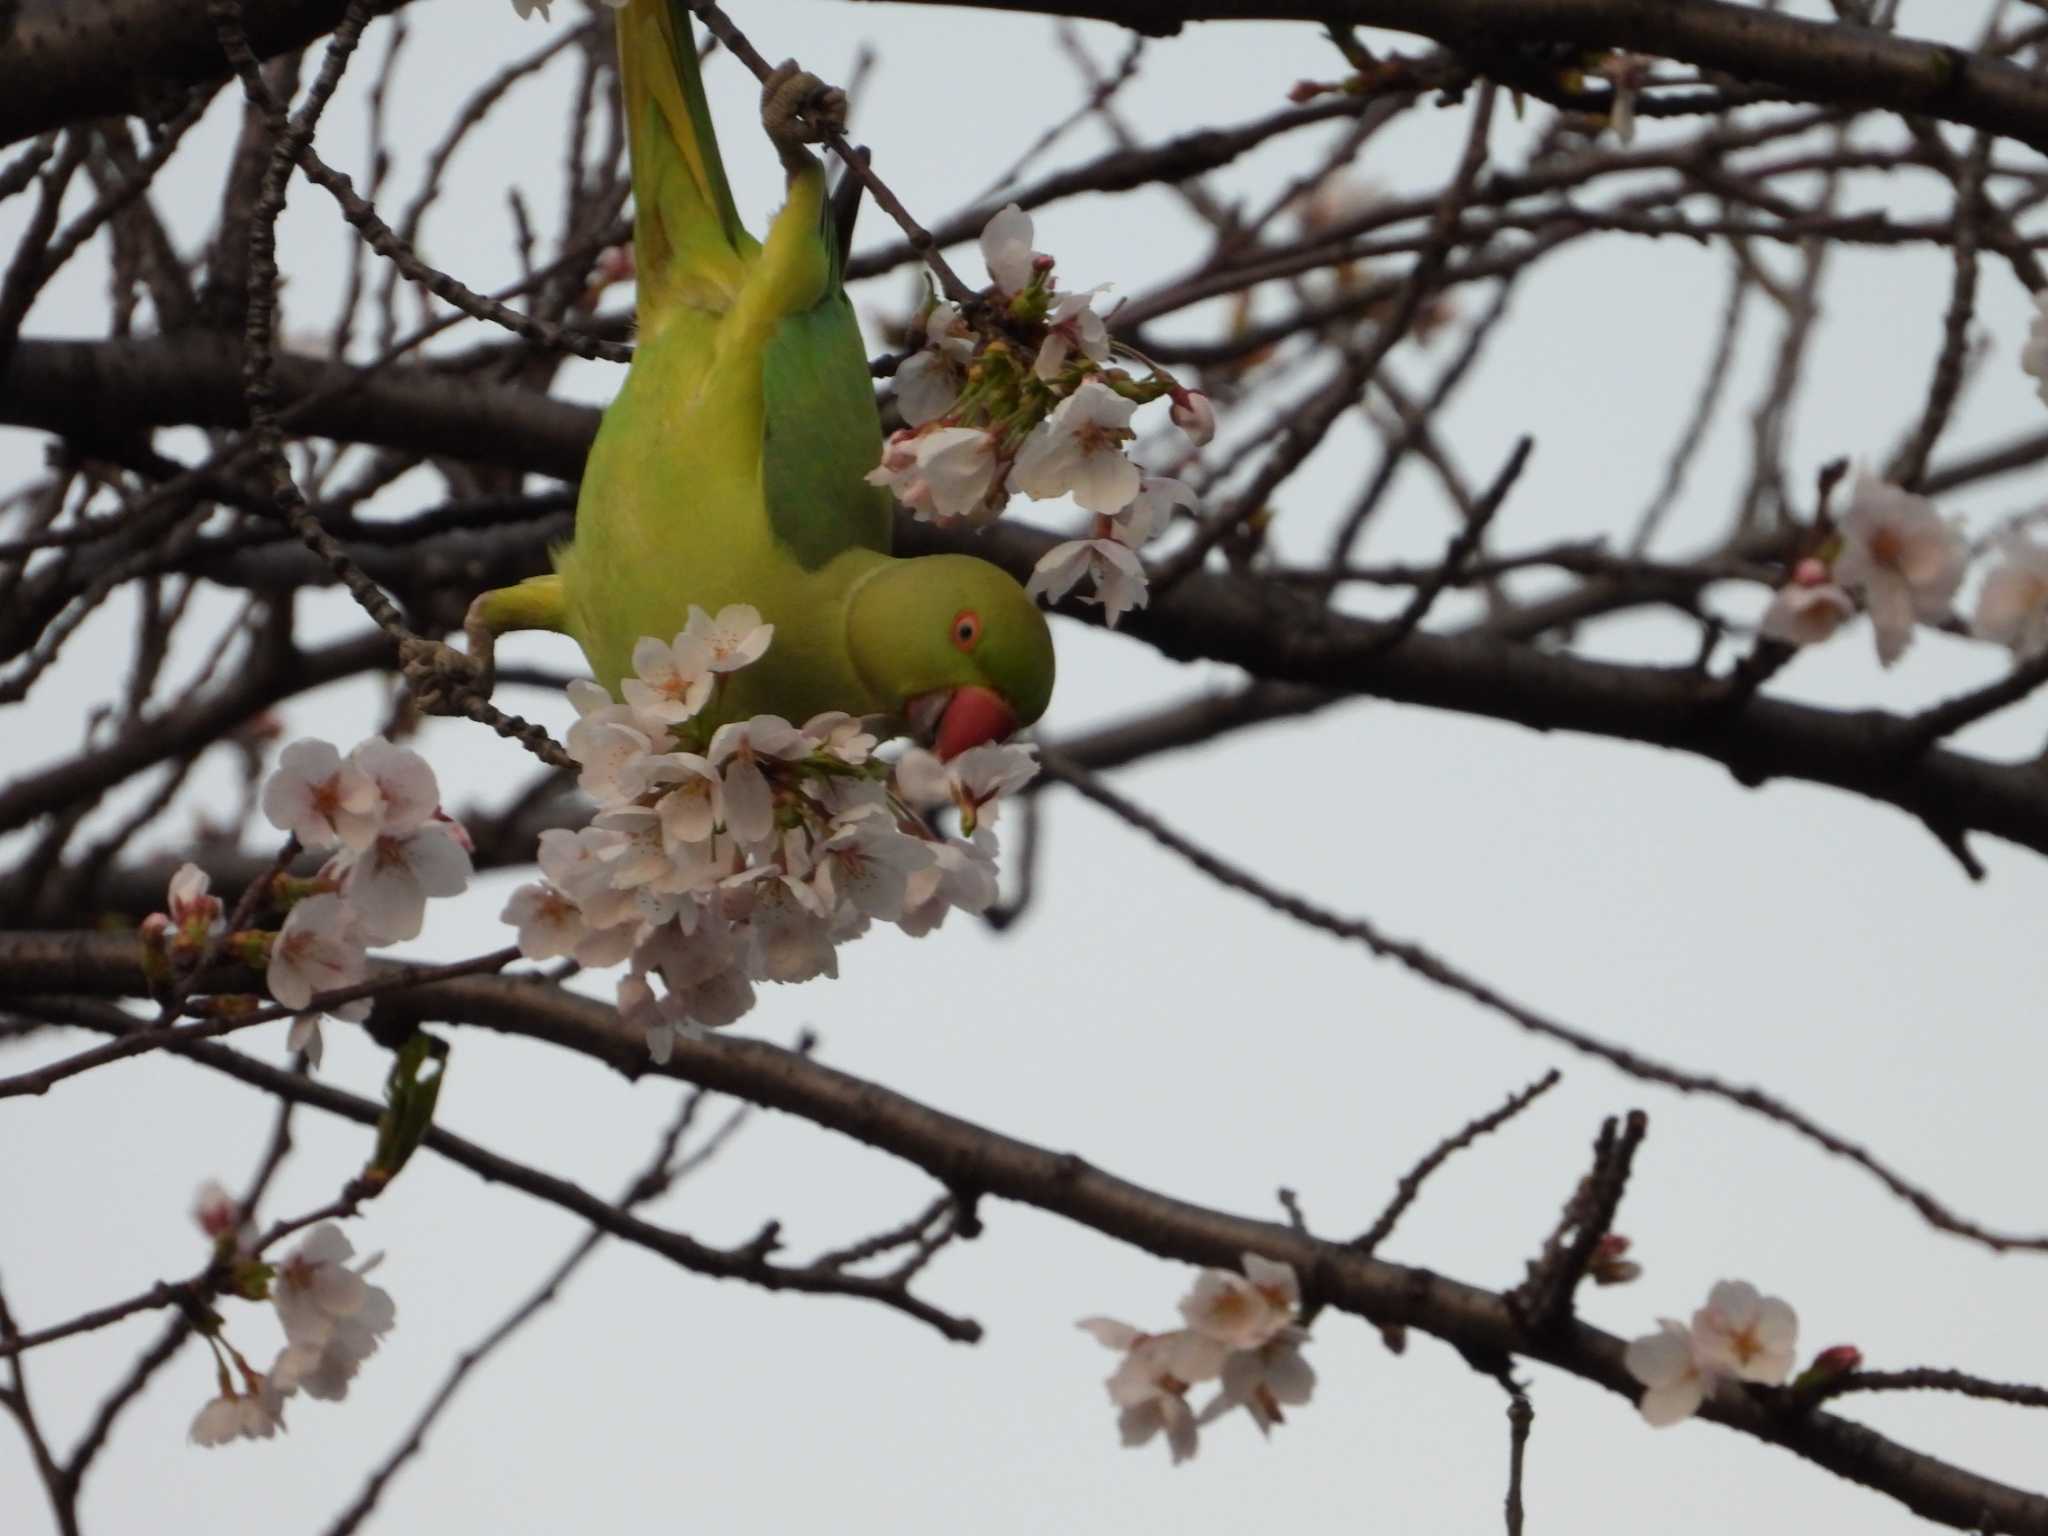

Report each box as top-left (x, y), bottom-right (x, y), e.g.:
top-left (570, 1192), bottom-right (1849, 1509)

top-left (848, 554), bottom-right (1055, 759)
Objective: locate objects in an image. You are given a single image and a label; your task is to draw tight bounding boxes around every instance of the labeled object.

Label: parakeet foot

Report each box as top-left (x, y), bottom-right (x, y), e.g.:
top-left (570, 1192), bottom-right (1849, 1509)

top-left (761, 61), bottom-right (847, 171)
top-left (398, 607), bottom-right (496, 717)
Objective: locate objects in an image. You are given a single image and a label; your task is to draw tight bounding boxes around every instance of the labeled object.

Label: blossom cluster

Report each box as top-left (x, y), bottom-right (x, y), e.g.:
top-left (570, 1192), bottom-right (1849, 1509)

top-left (1757, 437), bottom-right (2048, 672)
top-left (189, 1208), bottom-right (396, 1446)
top-left (1078, 1253), bottom-right (1315, 1463)
top-left (141, 736), bottom-right (474, 1066)
top-left (502, 605), bottom-right (1036, 1059)
top-left (1621, 1279), bottom-right (1799, 1426)
top-left (871, 204), bottom-right (1215, 629)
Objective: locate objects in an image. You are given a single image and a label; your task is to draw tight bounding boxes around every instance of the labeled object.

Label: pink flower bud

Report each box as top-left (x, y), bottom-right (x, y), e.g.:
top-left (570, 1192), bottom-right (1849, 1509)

top-left (1589, 1231), bottom-right (1642, 1285)
top-left (192, 1180), bottom-right (240, 1240)
top-left (1810, 1344), bottom-right (1862, 1376)
top-left (1792, 556), bottom-right (1830, 588)
top-left (1169, 389), bottom-right (1216, 446)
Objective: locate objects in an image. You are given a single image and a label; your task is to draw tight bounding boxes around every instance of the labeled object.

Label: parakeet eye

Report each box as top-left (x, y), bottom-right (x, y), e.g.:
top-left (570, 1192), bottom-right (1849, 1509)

top-left (951, 610), bottom-right (982, 651)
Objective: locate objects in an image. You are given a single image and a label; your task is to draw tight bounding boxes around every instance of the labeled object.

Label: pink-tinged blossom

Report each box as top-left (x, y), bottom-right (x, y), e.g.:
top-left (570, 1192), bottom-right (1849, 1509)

top-left (813, 810), bottom-right (936, 922)
top-left (501, 882), bottom-right (589, 961)
top-left (262, 739), bottom-right (381, 851)
top-left (267, 894), bottom-right (367, 1014)
top-left (897, 830), bottom-right (1001, 935)
top-left (566, 711), bottom-right (664, 806)
top-left (1025, 537), bottom-right (1149, 628)
top-left (800, 711), bottom-right (878, 766)
top-left (1199, 1330), bottom-right (1317, 1435)
top-left (1179, 1254), bottom-right (1301, 1351)
top-left (1623, 1318), bottom-right (1715, 1426)
top-left (652, 753), bottom-right (724, 847)
top-left (1081, 1319), bottom-right (1228, 1465)
top-left (1974, 534), bottom-right (2048, 660)
top-left (1035, 288), bottom-right (1111, 380)
top-left (1692, 1279), bottom-right (1798, 1384)
top-left (981, 203), bottom-right (1041, 294)
top-left (895, 743), bottom-right (1038, 835)
top-left (897, 302), bottom-right (976, 426)
top-left (1008, 380), bottom-right (1141, 514)
top-left (339, 822), bottom-right (472, 944)
top-left (1832, 473), bottom-right (1967, 666)
top-left (621, 633), bottom-right (716, 723)
top-left (167, 863), bottom-right (225, 944)
top-left (1169, 388), bottom-right (1216, 446)
top-left (269, 1224), bottom-right (395, 1402)
top-left (1759, 582), bottom-right (1854, 647)
top-left (189, 1374), bottom-right (287, 1445)
top-left (192, 1180), bottom-right (241, 1242)
top-left (348, 737), bottom-right (438, 838)
top-left (708, 716), bottom-right (808, 850)
top-left (683, 604), bottom-right (775, 673)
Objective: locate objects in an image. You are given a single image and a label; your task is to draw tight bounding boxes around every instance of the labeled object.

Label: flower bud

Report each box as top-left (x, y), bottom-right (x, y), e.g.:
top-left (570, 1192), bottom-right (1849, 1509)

top-left (1169, 388), bottom-right (1216, 446)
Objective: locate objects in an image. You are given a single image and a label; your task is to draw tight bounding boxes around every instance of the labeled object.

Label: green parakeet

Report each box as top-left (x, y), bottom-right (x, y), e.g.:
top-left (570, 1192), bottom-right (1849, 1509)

top-left (460, 0), bottom-right (1054, 760)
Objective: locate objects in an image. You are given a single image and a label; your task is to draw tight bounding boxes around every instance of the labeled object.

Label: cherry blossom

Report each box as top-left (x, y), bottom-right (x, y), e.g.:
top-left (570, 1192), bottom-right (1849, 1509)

top-left (896, 302), bottom-right (976, 426)
top-left (1832, 472), bottom-right (1967, 665)
top-left (1035, 288), bottom-right (1111, 380)
top-left (895, 743), bottom-right (1038, 835)
top-left (1692, 1279), bottom-right (1797, 1384)
top-left (1974, 534), bottom-right (2048, 660)
top-left (684, 604), bottom-right (776, 673)
top-left (337, 821), bottom-right (473, 944)
top-left (869, 426), bottom-right (1005, 523)
top-left (192, 1180), bottom-right (241, 1243)
top-left (1009, 379), bottom-right (1141, 514)
top-left (621, 632), bottom-right (716, 724)
top-left (812, 809), bottom-right (936, 921)
top-left (1112, 476), bottom-right (1196, 550)
top-left (502, 882), bottom-right (592, 961)
top-left (189, 1372), bottom-right (286, 1445)
top-left (981, 203), bottom-right (1041, 294)
top-left (1080, 1319), bottom-right (1228, 1464)
top-left (349, 737), bottom-right (439, 838)
top-left (1199, 1331), bottom-right (1317, 1435)
top-left (1025, 537), bottom-right (1149, 628)
top-left (1759, 580), bottom-right (1854, 647)
top-left (269, 1223), bottom-right (396, 1403)
top-left (1179, 1253), bottom-right (1300, 1351)
top-left (267, 894), bottom-right (367, 1014)
top-left (262, 738), bottom-right (381, 851)
top-left (1623, 1318), bottom-right (1716, 1426)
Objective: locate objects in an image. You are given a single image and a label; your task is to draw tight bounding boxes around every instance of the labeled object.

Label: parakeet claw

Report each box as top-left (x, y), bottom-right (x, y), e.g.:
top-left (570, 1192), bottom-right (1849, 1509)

top-left (399, 628), bottom-right (493, 718)
top-left (761, 60), bottom-right (847, 168)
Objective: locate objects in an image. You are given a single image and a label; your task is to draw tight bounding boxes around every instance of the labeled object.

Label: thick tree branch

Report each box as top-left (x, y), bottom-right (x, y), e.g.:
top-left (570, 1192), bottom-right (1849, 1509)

top-left (10, 931), bottom-right (2048, 1535)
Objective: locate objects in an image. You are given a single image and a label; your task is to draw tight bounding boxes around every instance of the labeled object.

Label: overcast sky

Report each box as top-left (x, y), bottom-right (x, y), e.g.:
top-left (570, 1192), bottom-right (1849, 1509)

top-left (7, 2), bottom-right (2048, 1532)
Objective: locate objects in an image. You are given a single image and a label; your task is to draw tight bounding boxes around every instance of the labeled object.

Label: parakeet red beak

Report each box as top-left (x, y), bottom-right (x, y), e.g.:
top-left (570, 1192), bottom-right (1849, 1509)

top-left (929, 685), bottom-right (1017, 761)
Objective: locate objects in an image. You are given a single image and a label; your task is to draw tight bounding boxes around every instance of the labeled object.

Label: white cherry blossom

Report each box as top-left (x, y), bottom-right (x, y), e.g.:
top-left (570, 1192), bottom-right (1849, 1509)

top-left (812, 811), bottom-right (936, 921)
top-left (1691, 1279), bottom-right (1797, 1384)
top-left (567, 710), bottom-right (664, 806)
top-left (1624, 1318), bottom-right (1716, 1426)
top-left (621, 633), bottom-right (716, 723)
top-left (1199, 1330), bottom-right (1316, 1434)
top-left (683, 604), bottom-right (775, 672)
top-left (1112, 476), bottom-right (1196, 549)
top-left (1009, 379), bottom-right (1141, 514)
top-left (1026, 537), bottom-right (1149, 627)
top-left (897, 302), bottom-right (976, 426)
top-left (1974, 534), bottom-right (2048, 660)
top-left (501, 881), bottom-right (589, 961)
top-left (1759, 581), bottom-right (1853, 647)
top-left (915, 427), bottom-right (1005, 521)
top-left (1832, 472), bottom-right (1967, 665)
top-left (269, 1224), bottom-right (395, 1402)
top-left (262, 738), bottom-right (382, 851)
top-left (167, 863), bottom-right (224, 944)
top-left (189, 1374), bottom-right (287, 1445)
top-left (1035, 288), bottom-right (1111, 380)
top-left (1082, 1320), bottom-right (1227, 1464)
top-left (981, 202), bottom-right (1041, 294)
top-left (348, 737), bottom-right (438, 838)
top-left (1179, 1254), bottom-right (1301, 1351)
top-left (338, 821), bottom-right (473, 944)
top-left (267, 894), bottom-right (366, 1014)
top-left (895, 743), bottom-right (1038, 835)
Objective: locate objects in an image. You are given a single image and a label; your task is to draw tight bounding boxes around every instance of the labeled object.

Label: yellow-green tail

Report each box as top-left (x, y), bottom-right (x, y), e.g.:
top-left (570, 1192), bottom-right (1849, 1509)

top-left (615, 0), bottom-right (758, 321)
